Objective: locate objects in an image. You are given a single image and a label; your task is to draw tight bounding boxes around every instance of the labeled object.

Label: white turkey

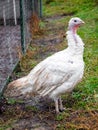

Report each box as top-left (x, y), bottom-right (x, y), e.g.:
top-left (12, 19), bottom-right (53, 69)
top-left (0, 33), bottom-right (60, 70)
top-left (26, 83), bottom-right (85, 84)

top-left (7, 17), bottom-right (85, 114)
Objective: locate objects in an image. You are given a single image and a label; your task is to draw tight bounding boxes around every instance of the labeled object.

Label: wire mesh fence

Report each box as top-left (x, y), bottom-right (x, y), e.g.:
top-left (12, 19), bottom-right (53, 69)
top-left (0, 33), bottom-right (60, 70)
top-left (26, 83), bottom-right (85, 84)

top-left (0, 0), bottom-right (42, 97)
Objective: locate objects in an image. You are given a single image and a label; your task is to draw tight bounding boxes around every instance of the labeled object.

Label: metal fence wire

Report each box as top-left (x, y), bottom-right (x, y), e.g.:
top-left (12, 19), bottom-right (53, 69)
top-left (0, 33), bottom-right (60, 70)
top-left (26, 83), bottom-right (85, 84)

top-left (0, 0), bottom-right (42, 97)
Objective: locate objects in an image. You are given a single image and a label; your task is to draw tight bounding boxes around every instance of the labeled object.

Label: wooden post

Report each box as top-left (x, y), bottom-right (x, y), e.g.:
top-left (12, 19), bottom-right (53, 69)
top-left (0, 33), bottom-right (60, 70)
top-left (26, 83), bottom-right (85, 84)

top-left (13, 0), bottom-right (17, 25)
top-left (3, 6), bottom-right (6, 26)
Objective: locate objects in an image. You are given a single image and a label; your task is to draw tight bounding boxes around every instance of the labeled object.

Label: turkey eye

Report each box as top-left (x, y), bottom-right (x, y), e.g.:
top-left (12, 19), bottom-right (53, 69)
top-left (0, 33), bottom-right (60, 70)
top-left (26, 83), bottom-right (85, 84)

top-left (74, 20), bottom-right (77, 22)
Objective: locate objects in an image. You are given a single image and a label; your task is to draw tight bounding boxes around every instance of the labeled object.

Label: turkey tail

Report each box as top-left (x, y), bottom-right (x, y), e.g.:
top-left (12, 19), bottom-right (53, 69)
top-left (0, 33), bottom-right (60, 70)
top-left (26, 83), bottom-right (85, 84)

top-left (8, 76), bottom-right (27, 88)
top-left (5, 76), bottom-right (32, 98)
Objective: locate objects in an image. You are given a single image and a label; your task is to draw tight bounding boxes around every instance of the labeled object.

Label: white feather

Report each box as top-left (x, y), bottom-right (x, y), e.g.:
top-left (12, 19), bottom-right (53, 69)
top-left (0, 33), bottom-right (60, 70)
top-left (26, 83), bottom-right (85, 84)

top-left (7, 17), bottom-right (85, 113)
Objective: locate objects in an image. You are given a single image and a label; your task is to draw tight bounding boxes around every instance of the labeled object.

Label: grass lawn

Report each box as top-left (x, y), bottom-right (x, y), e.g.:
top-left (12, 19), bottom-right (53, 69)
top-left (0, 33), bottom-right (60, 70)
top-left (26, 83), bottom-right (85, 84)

top-left (1, 0), bottom-right (98, 130)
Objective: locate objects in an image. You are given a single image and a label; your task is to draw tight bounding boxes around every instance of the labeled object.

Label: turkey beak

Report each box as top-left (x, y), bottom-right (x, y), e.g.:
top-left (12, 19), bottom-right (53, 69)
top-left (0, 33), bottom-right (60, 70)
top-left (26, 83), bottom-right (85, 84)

top-left (79, 20), bottom-right (85, 27)
top-left (81, 20), bottom-right (85, 25)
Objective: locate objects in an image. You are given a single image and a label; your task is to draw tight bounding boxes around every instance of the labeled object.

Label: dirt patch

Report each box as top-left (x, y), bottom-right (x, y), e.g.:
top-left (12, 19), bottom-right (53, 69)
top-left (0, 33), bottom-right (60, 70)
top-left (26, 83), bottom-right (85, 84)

top-left (0, 97), bottom-right (56, 130)
top-left (45, 12), bottom-right (76, 22)
top-left (0, 97), bottom-right (98, 130)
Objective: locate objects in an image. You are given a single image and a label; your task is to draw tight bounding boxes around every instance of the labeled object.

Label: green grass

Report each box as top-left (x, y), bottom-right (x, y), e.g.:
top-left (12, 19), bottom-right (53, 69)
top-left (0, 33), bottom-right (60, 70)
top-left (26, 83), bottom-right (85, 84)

top-left (3, 0), bottom-right (98, 129)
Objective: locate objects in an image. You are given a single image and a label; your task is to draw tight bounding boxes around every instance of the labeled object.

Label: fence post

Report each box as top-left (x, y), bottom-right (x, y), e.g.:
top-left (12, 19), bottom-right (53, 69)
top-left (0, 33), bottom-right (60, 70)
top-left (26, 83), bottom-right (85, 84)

top-left (13, 0), bottom-right (17, 25)
top-left (19, 0), bottom-right (26, 54)
top-left (39, 0), bottom-right (42, 17)
top-left (3, 5), bottom-right (6, 26)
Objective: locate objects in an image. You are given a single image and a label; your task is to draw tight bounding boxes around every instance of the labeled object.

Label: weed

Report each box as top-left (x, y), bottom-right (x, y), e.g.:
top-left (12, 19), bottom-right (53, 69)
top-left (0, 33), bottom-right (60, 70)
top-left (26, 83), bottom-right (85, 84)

top-left (26, 106), bottom-right (38, 112)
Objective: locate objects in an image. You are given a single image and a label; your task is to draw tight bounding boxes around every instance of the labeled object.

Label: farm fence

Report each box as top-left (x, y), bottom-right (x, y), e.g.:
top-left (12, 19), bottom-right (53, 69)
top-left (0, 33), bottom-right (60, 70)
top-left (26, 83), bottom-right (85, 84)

top-left (0, 0), bottom-right (42, 97)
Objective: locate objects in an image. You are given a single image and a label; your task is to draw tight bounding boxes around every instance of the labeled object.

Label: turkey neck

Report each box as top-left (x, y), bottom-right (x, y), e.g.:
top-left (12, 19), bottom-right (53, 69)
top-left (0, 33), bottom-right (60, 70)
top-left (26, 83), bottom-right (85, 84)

top-left (66, 27), bottom-right (84, 56)
top-left (69, 26), bottom-right (78, 43)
